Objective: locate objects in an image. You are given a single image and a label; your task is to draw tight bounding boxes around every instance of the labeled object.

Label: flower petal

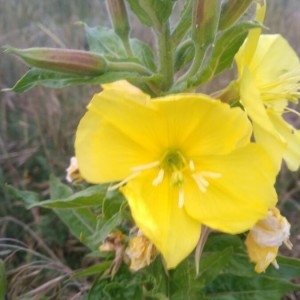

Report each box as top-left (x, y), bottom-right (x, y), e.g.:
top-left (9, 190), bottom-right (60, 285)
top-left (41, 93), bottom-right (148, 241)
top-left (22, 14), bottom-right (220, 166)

top-left (184, 144), bottom-right (277, 234)
top-left (246, 35), bottom-right (299, 89)
top-left (75, 88), bottom-right (162, 183)
top-left (268, 110), bottom-right (300, 171)
top-left (121, 170), bottom-right (201, 269)
top-left (239, 67), bottom-right (286, 171)
top-left (153, 94), bottom-right (252, 156)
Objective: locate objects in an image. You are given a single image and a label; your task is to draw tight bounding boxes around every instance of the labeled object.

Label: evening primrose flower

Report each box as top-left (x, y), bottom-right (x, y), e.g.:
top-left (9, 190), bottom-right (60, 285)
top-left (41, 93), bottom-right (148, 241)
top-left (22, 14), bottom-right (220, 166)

top-left (245, 207), bottom-right (292, 273)
top-left (75, 81), bottom-right (277, 268)
top-left (235, 34), bottom-right (300, 171)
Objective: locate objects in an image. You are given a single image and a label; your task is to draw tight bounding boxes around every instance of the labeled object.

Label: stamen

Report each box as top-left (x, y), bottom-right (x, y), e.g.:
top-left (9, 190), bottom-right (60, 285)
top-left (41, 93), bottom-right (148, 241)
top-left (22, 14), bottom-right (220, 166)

top-left (192, 174), bottom-right (209, 192)
top-left (189, 160), bottom-right (195, 171)
top-left (283, 106), bottom-right (300, 118)
top-left (192, 171), bottom-right (221, 192)
top-left (153, 169), bottom-right (165, 186)
top-left (131, 161), bottom-right (160, 172)
top-left (178, 188), bottom-right (185, 208)
top-left (108, 171), bottom-right (141, 191)
top-left (200, 171), bottom-right (222, 179)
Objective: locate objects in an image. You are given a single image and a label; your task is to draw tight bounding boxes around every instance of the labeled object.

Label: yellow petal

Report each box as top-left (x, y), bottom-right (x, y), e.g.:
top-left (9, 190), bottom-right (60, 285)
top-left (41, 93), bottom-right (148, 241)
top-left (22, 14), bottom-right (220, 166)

top-left (235, 0), bottom-right (266, 71)
top-left (121, 170), bottom-right (201, 269)
top-left (239, 67), bottom-right (286, 171)
top-left (252, 122), bottom-right (286, 172)
top-left (102, 80), bottom-right (145, 94)
top-left (268, 110), bottom-right (300, 171)
top-left (184, 144), bottom-right (277, 234)
top-left (246, 35), bottom-right (299, 90)
top-left (75, 88), bottom-right (162, 183)
top-left (153, 94), bottom-right (252, 156)
top-left (245, 233), bottom-right (278, 273)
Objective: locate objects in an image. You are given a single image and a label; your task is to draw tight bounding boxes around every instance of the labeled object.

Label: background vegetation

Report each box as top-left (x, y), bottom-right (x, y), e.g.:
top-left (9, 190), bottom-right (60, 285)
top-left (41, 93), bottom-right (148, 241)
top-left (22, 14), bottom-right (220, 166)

top-left (1, 0), bottom-right (299, 299)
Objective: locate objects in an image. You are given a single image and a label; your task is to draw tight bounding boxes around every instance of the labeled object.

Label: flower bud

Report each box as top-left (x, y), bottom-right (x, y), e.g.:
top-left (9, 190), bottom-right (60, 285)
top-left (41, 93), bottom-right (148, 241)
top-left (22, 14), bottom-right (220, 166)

top-left (5, 47), bottom-right (107, 75)
top-left (218, 0), bottom-right (253, 30)
top-left (192, 0), bottom-right (222, 47)
top-left (106, 0), bottom-right (130, 39)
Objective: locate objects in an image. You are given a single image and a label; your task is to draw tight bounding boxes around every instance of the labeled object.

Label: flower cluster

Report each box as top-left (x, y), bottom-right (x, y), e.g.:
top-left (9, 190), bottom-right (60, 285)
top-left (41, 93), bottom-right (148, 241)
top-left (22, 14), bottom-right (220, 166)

top-left (72, 0), bottom-right (298, 273)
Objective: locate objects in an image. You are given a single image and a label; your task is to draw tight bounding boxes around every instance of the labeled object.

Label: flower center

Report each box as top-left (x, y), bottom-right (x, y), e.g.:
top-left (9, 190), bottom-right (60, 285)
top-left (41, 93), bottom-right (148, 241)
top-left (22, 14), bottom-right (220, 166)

top-left (153, 149), bottom-right (187, 188)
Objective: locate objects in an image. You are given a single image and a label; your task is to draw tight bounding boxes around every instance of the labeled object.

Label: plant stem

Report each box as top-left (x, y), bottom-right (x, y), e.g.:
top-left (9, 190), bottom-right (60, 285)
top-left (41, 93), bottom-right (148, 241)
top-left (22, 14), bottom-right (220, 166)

top-left (157, 21), bottom-right (174, 92)
top-left (175, 43), bottom-right (206, 87)
top-left (107, 61), bottom-right (152, 76)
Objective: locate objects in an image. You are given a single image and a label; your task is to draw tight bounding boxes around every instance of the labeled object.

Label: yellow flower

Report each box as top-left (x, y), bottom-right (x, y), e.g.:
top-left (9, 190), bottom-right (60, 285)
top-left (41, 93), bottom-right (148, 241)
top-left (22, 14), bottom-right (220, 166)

top-left (245, 207), bottom-right (292, 273)
top-left (236, 34), bottom-right (300, 171)
top-left (75, 81), bottom-right (277, 268)
top-left (125, 230), bottom-right (157, 271)
top-left (232, 2), bottom-right (300, 171)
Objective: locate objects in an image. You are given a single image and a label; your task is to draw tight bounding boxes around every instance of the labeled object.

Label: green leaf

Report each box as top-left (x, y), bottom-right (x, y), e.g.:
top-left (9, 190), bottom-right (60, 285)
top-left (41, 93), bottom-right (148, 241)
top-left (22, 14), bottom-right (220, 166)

top-left (54, 208), bottom-right (98, 250)
top-left (199, 248), bottom-right (233, 286)
top-left (102, 191), bottom-right (125, 220)
top-left (4, 184), bottom-right (41, 208)
top-left (188, 21), bottom-right (260, 88)
top-left (7, 68), bottom-right (144, 93)
top-left (171, 0), bottom-right (193, 44)
top-left (49, 175), bottom-right (98, 250)
top-left (87, 211), bottom-right (124, 248)
top-left (83, 24), bottom-right (127, 58)
top-left (49, 174), bottom-right (73, 199)
top-left (0, 260), bottom-right (7, 300)
top-left (203, 233), bottom-right (300, 299)
top-left (72, 261), bottom-right (112, 279)
top-left (169, 248), bottom-right (232, 299)
top-left (88, 264), bottom-right (145, 300)
top-left (204, 274), bottom-right (300, 300)
top-left (174, 39), bottom-right (194, 71)
top-left (29, 184), bottom-right (107, 209)
top-left (127, 0), bottom-right (173, 28)
top-left (130, 39), bottom-right (156, 72)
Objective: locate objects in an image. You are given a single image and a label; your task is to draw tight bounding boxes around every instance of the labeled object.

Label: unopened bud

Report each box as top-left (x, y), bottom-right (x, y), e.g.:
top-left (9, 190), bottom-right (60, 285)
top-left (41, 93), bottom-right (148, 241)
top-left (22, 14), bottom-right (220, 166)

top-left (5, 47), bottom-right (107, 75)
top-left (106, 0), bottom-right (130, 39)
top-left (193, 0), bottom-right (222, 47)
top-left (219, 0), bottom-right (253, 30)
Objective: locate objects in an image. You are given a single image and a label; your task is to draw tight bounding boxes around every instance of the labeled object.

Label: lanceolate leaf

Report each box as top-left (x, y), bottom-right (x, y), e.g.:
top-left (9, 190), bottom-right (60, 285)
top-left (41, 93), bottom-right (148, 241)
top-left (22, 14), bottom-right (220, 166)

top-left (83, 24), bottom-right (127, 58)
top-left (127, 0), bottom-right (174, 27)
top-left (7, 68), bottom-right (144, 93)
top-left (29, 184), bottom-right (107, 209)
top-left (188, 21), bottom-right (260, 88)
top-left (49, 175), bottom-right (98, 250)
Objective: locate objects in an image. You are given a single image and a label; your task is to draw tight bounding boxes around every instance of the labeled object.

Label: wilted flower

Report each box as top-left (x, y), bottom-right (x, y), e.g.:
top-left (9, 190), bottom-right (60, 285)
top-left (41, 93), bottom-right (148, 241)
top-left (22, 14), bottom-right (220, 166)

top-left (99, 232), bottom-right (126, 277)
top-left (125, 230), bottom-right (157, 271)
top-left (245, 207), bottom-right (292, 273)
top-left (66, 156), bottom-right (84, 183)
top-left (75, 81), bottom-right (277, 268)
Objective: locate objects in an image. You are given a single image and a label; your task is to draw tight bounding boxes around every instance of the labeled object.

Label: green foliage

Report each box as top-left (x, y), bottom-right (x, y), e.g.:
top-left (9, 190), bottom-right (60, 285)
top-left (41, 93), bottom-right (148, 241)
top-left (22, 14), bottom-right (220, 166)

top-left (127, 0), bottom-right (174, 28)
top-left (0, 260), bottom-right (7, 300)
